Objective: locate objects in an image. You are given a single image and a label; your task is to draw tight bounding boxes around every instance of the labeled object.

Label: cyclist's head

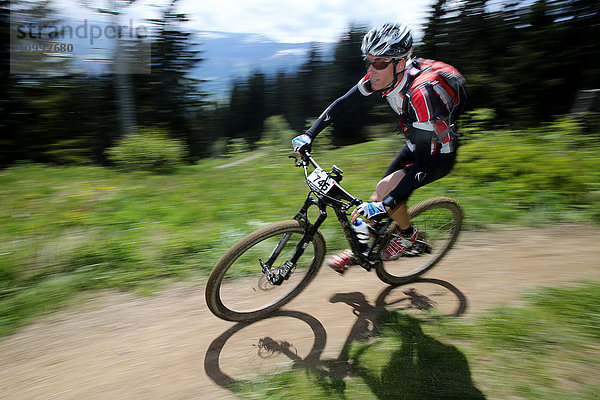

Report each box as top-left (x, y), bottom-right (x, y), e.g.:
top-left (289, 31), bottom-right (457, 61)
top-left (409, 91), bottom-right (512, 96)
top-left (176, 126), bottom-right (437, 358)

top-left (362, 23), bottom-right (413, 91)
top-left (361, 22), bottom-right (413, 60)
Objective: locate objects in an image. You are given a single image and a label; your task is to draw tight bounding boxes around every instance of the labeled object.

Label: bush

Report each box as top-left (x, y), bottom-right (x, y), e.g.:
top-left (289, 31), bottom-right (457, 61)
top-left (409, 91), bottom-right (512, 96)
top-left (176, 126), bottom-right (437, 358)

top-left (211, 137), bottom-right (229, 157)
top-left (107, 128), bottom-right (187, 173)
top-left (226, 138), bottom-right (249, 155)
top-left (258, 115), bottom-right (297, 151)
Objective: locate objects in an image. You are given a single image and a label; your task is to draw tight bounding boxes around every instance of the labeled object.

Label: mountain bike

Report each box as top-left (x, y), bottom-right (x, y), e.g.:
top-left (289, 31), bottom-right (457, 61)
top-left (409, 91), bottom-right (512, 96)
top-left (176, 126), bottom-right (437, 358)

top-left (205, 152), bottom-right (462, 322)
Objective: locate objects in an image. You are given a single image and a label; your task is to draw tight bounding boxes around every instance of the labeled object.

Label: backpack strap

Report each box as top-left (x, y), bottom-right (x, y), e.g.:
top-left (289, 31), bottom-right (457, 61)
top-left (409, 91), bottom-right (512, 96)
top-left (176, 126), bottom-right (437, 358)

top-left (401, 59), bottom-right (465, 146)
top-left (401, 60), bottom-right (447, 144)
top-left (400, 60), bottom-right (423, 130)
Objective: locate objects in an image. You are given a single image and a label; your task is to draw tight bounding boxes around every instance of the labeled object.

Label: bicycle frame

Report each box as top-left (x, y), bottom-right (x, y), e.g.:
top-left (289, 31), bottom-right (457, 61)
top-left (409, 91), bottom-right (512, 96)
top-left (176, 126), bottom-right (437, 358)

top-left (263, 153), bottom-right (393, 285)
top-left (206, 150), bottom-right (462, 321)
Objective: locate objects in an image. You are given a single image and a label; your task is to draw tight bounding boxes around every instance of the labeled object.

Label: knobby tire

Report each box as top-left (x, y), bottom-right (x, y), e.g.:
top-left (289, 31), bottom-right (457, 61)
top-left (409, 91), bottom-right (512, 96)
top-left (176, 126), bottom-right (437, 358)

top-left (205, 220), bottom-right (326, 322)
top-left (376, 197), bottom-right (462, 285)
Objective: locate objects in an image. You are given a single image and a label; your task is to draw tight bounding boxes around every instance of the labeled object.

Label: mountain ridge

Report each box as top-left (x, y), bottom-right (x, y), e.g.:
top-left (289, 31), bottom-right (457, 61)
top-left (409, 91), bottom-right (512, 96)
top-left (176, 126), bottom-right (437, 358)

top-left (190, 30), bottom-right (333, 98)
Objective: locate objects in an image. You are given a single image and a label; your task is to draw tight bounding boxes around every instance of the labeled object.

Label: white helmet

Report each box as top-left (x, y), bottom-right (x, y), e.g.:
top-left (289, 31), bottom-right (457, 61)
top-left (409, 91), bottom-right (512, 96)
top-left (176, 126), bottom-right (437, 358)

top-left (361, 22), bottom-right (413, 58)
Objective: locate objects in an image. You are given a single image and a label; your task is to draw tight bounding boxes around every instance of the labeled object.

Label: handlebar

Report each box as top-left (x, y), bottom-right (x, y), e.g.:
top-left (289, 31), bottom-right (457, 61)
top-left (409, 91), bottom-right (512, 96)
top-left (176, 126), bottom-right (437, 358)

top-left (290, 150), bottom-right (319, 169)
top-left (292, 150), bottom-right (361, 209)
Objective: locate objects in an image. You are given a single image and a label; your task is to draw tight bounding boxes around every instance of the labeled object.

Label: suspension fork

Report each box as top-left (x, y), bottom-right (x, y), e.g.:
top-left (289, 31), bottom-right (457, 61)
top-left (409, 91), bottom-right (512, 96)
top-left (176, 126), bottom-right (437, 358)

top-left (264, 196), bottom-right (327, 285)
top-left (290, 204), bottom-right (327, 265)
top-left (260, 196), bottom-right (316, 271)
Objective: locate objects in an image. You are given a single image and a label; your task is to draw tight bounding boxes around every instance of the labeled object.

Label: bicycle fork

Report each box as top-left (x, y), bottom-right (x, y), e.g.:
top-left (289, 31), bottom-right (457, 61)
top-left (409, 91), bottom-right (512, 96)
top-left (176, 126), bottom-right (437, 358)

top-left (261, 196), bottom-right (327, 286)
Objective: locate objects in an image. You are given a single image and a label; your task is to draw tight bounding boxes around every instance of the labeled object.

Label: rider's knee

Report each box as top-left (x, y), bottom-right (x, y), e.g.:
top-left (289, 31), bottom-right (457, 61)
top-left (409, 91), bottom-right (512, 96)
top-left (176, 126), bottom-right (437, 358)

top-left (371, 178), bottom-right (389, 201)
top-left (372, 171), bottom-right (404, 201)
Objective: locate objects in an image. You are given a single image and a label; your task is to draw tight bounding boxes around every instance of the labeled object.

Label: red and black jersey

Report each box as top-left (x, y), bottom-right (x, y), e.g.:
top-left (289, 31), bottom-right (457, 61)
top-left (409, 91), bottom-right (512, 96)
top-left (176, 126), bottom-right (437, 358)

top-left (304, 58), bottom-right (465, 206)
top-left (357, 58), bottom-right (464, 154)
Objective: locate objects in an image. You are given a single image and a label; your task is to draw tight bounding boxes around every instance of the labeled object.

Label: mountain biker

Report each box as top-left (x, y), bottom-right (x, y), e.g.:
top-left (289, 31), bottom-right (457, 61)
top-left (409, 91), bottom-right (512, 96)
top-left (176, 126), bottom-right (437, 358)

top-left (292, 22), bottom-right (466, 274)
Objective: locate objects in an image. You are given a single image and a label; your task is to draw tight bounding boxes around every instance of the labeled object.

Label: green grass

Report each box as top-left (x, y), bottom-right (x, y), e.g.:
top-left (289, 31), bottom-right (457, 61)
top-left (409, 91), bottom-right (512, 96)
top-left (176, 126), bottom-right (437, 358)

top-left (233, 281), bottom-right (600, 400)
top-left (1, 117), bottom-right (599, 336)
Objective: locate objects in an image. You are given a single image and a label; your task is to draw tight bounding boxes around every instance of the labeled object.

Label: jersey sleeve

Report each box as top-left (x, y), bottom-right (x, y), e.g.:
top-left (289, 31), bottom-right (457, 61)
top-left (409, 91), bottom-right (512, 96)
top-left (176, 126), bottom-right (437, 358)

top-left (305, 83), bottom-right (367, 139)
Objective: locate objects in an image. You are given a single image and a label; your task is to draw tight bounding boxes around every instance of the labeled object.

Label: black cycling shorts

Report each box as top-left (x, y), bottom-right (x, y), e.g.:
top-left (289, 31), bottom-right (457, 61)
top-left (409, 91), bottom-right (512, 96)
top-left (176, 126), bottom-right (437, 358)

top-left (384, 146), bottom-right (457, 189)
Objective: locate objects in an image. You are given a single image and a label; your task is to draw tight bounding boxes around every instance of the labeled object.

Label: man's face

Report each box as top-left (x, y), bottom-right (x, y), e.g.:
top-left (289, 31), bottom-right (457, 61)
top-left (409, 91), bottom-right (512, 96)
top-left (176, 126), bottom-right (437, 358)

top-left (365, 54), bottom-right (406, 91)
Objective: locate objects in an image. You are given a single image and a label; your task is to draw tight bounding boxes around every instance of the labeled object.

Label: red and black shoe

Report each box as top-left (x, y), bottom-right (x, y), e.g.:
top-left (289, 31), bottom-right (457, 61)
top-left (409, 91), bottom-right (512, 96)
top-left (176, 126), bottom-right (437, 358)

top-left (326, 250), bottom-right (357, 274)
top-left (380, 226), bottom-right (418, 261)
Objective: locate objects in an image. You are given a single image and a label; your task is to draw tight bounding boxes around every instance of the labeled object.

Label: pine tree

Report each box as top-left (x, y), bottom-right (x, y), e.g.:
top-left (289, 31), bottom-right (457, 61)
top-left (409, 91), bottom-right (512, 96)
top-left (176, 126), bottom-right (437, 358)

top-left (419, 0), bottom-right (448, 59)
top-left (549, 0), bottom-right (600, 92)
top-left (293, 44), bottom-right (329, 127)
top-left (327, 24), bottom-right (371, 146)
top-left (2, 0), bottom-right (81, 165)
top-left (245, 70), bottom-right (267, 146)
top-left (133, 0), bottom-right (205, 159)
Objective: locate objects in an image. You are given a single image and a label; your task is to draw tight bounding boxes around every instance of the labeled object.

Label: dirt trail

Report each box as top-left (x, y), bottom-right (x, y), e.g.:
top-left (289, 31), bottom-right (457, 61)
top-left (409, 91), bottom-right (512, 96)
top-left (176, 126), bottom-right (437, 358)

top-left (212, 152), bottom-right (268, 169)
top-left (1, 225), bottom-right (599, 400)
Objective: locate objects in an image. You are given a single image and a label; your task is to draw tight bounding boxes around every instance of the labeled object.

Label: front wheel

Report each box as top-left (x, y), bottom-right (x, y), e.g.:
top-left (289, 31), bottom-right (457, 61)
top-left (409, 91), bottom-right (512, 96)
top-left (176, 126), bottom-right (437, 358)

top-left (376, 197), bottom-right (462, 285)
top-left (205, 220), bottom-right (326, 322)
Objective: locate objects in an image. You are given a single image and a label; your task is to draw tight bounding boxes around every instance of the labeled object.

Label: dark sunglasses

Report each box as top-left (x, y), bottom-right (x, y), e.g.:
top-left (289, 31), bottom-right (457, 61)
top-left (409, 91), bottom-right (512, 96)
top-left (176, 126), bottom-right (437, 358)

top-left (365, 59), bottom-right (394, 70)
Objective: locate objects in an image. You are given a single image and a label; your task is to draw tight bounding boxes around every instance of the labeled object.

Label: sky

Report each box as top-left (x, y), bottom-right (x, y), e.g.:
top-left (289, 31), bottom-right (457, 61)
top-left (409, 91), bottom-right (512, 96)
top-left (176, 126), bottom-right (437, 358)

top-left (176, 0), bottom-right (436, 43)
top-left (55, 0), bottom-right (436, 44)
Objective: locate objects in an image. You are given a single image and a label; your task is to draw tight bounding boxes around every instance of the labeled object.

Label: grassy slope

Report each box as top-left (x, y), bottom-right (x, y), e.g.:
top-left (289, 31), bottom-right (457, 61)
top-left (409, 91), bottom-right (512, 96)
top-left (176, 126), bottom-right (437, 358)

top-left (1, 121), bottom-right (599, 337)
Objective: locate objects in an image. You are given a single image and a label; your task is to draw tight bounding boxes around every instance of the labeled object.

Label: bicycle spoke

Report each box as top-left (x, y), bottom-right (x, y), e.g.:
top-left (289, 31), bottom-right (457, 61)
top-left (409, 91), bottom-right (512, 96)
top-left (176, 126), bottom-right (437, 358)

top-left (376, 198), bottom-right (462, 284)
top-left (206, 221), bottom-right (325, 320)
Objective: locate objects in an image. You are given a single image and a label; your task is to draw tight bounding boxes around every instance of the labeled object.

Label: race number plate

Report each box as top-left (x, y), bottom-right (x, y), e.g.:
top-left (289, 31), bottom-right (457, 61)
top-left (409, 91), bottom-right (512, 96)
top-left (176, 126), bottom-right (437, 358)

top-left (306, 168), bottom-right (336, 194)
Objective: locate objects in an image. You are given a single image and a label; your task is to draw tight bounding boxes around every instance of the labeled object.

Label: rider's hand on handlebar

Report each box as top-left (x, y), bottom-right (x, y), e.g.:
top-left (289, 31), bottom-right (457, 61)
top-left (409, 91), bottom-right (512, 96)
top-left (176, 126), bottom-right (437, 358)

top-left (292, 133), bottom-right (312, 157)
top-left (352, 201), bottom-right (388, 223)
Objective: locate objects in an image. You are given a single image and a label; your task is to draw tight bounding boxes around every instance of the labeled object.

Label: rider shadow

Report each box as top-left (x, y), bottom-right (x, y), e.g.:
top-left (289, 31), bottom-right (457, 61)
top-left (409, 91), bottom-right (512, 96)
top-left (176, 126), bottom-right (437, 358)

top-left (327, 279), bottom-right (483, 399)
top-left (204, 278), bottom-right (484, 399)
top-left (348, 311), bottom-right (485, 399)
top-left (326, 278), bottom-right (468, 378)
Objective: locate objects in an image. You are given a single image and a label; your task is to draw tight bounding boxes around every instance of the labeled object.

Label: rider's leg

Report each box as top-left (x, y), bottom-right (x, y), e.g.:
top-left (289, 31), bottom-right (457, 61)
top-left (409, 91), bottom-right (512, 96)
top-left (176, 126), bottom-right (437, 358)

top-left (328, 154), bottom-right (414, 273)
top-left (369, 170), bottom-right (411, 230)
top-left (370, 170), bottom-right (418, 260)
top-left (370, 149), bottom-right (458, 260)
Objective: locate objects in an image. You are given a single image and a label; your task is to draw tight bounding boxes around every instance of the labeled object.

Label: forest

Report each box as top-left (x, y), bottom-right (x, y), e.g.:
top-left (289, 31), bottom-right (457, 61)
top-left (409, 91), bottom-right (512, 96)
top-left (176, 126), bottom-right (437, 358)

top-left (1, 0), bottom-right (599, 168)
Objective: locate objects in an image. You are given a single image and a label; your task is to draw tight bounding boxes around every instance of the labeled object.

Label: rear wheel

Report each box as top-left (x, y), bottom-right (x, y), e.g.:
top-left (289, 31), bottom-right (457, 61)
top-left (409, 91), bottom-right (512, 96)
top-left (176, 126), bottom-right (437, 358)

top-left (205, 220), bottom-right (326, 321)
top-left (376, 197), bottom-right (462, 285)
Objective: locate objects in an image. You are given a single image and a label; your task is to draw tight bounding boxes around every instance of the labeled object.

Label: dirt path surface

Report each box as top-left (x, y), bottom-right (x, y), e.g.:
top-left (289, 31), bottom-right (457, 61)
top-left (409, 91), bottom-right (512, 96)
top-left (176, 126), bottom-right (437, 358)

top-left (1, 225), bottom-right (599, 400)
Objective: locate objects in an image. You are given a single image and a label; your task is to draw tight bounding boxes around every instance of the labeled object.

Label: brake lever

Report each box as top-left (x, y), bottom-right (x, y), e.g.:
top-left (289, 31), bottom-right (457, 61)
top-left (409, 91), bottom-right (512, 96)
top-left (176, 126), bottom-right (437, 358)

top-left (289, 154), bottom-right (308, 168)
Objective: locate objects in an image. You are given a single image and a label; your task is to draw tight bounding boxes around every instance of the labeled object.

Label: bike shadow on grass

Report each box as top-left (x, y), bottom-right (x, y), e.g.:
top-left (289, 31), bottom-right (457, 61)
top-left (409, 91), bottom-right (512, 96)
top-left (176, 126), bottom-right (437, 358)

top-left (204, 278), bottom-right (485, 399)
